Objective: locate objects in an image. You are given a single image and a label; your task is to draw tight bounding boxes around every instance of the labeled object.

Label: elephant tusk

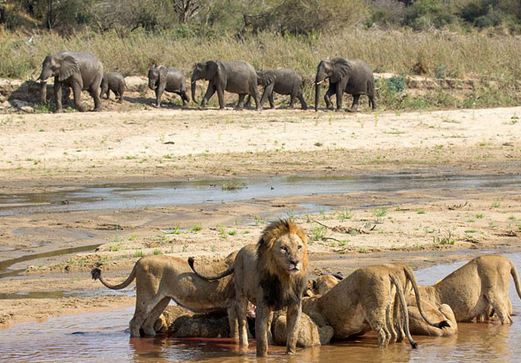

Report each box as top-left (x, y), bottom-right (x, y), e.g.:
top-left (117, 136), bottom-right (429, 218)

top-left (315, 81), bottom-right (323, 85)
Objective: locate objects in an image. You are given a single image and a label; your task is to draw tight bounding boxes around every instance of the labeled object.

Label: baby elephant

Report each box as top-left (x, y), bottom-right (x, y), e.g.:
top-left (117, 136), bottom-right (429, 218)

top-left (148, 64), bottom-right (189, 108)
top-left (100, 72), bottom-right (126, 103)
top-left (248, 68), bottom-right (307, 110)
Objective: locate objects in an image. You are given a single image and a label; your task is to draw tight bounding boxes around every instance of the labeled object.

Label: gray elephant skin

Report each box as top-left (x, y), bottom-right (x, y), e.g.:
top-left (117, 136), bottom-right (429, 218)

top-left (100, 72), bottom-right (126, 103)
top-left (148, 65), bottom-right (189, 108)
top-left (314, 57), bottom-right (376, 112)
top-left (255, 68), bottom-right (307, 110)
top-left (191, 60), bottom-right (261, 110)
top-left (38, 51), bottom-right (104, 112)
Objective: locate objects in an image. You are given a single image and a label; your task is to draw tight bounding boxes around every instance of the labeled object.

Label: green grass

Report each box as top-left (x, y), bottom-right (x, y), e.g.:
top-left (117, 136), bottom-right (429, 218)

top-left (491, 200), bottom-right (501, 208)
top-left (374, 207), bottom-right (388, 218)
top-left (475, 213), bottom-right (485, 219)
top-left (416, 208), bottom-right (426, 215)
top-left (221, 180), bottom-right (247, 191)
top-left (189, 224), bottom-right (202, 233)
top-left (133, 250), bottom-right (145, 258)
top-left (310, 226), bottom-right (326, 242)
top-left (337, 209), bottom-right (353, 221)
top-left (153, 249), bottom-right (162, 255)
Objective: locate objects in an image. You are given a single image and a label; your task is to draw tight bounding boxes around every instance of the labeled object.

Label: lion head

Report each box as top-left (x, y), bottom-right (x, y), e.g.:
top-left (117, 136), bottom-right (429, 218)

top-left (257, 219), bottom-right (309, 309)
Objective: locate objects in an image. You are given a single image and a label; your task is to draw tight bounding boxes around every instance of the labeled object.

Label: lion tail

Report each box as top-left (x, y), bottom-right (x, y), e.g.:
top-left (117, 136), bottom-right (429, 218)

top-left (390, 274), bottom-right (417, 349)
top-left (403, 266), bottom-right (449, 329)
top-left (187, 256), bottom-right (235, 281)
top-left (91, 265), bottom-right (137, 290)
top-left (509, 260), bottom-right (521, 301)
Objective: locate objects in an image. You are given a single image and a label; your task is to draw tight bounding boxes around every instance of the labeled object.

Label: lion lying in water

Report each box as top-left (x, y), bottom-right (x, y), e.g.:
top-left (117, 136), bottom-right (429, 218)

top-left (411, 254), bottom-right (521, 324)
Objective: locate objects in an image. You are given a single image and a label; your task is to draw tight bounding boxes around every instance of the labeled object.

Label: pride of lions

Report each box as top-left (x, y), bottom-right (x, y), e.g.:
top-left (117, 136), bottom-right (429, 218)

top-left (92, 219), bottom-right (521, 357)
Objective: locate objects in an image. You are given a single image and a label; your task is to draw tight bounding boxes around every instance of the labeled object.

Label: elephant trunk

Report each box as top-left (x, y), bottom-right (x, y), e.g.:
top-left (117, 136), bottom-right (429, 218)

top-left (191, 77), bottom-right (197, 103)
top-left (314, 81), bottom-right (320, 112)
top-left (148, 79), bottom-right (157, 91)
top-left (40, 81), bottom-right (47, 103)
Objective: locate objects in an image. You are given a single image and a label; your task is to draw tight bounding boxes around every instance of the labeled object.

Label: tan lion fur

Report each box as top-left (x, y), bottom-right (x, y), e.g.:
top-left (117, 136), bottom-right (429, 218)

top-left (306, 274), bottom-right (343, 297)
top-left (91, 252), bottom-right (237, 337)
top-left (302, 264), bottom-right (419, 348)
top-left (408, 302), bottom-right (458, 337)
top-left (410, 254), bottom-right (521, 324)
top-left (189, 219), bottom-right (309, 357)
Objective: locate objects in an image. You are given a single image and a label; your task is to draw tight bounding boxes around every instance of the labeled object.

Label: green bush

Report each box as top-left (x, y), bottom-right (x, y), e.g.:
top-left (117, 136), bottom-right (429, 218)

top-left (402, 0), bottom-right (456, 30)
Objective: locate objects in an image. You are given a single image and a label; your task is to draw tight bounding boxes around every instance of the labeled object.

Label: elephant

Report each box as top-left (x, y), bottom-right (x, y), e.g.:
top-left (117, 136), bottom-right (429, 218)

top-left (246, 69), bottom-right (307, 110)
top-left (191, 60), bottom-right (261, 110)
top-left (100, 72), bottom-right (126, 103)
top-left (314, 57), bottom-right (376, 112)
top-left (38, 51), bottom-right (104, 112)
top-left (148, 65), bottom-right (190, 108)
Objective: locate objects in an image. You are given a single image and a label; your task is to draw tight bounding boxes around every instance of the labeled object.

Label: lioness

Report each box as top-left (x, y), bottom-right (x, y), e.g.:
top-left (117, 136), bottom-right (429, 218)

top-left (189, 219), bottom-right (309, 357)
top-left (412, 254), bottom-right (521, 323)
top-left (91, 252), bottom-right (237, 337)
top-left (306, 274), bottom-right (343, 297)
top-left (302, 265), bottom-right (431, 348)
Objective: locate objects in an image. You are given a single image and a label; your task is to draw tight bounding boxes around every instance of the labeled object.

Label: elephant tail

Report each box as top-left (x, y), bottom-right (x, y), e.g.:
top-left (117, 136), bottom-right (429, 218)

top-left (91, 265), bottom-right (136, 290)
top-left (390, 274), bottom-right (417, 349)
top-left (188, 256), bottom-right (235, 281)
top-left (510, 260), bottom-right (521, 301)
top-left (367, 79), bottom-right (375, 97)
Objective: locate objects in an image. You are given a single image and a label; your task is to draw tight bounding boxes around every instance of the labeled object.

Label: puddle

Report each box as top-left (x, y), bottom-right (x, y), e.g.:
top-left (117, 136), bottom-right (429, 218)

top-left (1, 253), bottom-right (520, 362)
top-left (0, 244), bottom-right (100, 279)
top-left (0, 173), bottom-right (520, 216)
top-left (0, 288), bottom-right (133, 300)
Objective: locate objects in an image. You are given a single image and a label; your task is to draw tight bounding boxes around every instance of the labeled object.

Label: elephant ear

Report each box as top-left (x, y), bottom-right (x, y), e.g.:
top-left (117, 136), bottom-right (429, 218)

top-left (259, 70), bottom-right (275, 87)
top-left (206, 61), bottom-right (220, 80)
top-left (158, 66), bottom-right (168, 83)
top-left (330, 57), bottom-right (351, 84)
top-left (57, 55), bottom-right (80, 82)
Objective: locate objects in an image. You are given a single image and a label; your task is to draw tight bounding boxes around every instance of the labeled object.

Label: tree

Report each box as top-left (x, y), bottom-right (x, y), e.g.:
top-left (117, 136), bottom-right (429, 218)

top-left (172, 0), bottom-right (201, 23)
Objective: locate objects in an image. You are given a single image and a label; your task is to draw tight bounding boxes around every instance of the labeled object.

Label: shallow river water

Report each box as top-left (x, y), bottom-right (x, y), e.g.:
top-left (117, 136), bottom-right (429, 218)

top-left (1, 173), bottom-right (520, 216)
top-left (1, 253), bottom-right (520, 362)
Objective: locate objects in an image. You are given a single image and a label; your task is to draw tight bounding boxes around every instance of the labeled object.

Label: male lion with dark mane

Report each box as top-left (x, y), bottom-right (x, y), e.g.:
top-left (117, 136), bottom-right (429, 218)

top-left (189, 219), bottom-right (309, 357)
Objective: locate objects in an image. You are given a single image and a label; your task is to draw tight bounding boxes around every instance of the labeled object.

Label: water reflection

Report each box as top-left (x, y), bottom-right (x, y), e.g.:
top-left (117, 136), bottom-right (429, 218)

top-left (1, 254), bottom-right (520, 362)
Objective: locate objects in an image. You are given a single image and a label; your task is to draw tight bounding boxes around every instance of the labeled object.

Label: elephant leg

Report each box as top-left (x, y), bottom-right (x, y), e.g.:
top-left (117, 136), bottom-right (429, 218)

top-left (179, 91), bottom-right (189, 106)
top-left (71, 83), bottom-right (86, 112)
top-left (370, 95), bottom-right (376, 110)
top-left (324, 84), bottom-right (335, 110)
top-left (155, 87), bottom-right (165, 108)
top-left (216, 85), bottom-right (225, 109)
top-left (89, 86), bottom-right (102, 112)
top-left (202, 84), bottom-right (216, 108)
top-left (142, 297), bottom-right (170, 336)
top-left (54, 82), bottom-right (63, 113)
top-left (100, 83), bottom-right (108, 99)
top-left (350, 95), bottom-right (360, 112)
top-left (298, 94), bottom-right (308, 110)
top-left (268, 93), bottom-right (275, 109)
top-left (335, 82), bottom-right (345, 111)
top-left (289, 95), bottom-right (296, 109)
top-left (261, 84), bottom-right (274, 109)
top-left (244, 95), bottom-right (252, 108)
top-left (250, 83), bottom-right (262, 111)
top-left (236, 94), bottom-right (246, 110)
top-left (118, 89), bottom-right (124, 103)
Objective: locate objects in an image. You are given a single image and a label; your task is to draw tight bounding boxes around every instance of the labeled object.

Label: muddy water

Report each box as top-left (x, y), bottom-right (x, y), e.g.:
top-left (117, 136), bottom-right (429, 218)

top-left (1, 253), bottom-right (520, 362)
top-left (1, 173), bottom-right (520, 216)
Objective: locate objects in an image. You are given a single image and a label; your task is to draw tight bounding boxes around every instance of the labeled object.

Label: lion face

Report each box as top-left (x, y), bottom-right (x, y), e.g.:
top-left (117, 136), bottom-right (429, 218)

top-left (272, 232), bottom-right (308, 274)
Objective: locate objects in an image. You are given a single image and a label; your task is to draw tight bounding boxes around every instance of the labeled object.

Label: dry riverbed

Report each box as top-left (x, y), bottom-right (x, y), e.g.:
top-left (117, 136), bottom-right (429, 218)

top-left (0, 106), bottom-right (520, 328)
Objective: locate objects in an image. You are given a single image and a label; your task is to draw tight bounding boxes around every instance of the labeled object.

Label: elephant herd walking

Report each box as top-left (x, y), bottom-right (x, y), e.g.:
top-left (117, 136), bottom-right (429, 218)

top-left (37, 51), bottom-right (376, 113)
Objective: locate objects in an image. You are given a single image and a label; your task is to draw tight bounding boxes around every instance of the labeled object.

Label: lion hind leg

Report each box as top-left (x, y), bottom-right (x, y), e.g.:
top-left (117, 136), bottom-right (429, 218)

top-left (486, 292), bottom-right (512, 324)
top-left (386, 302), bottom-right (398, 343)
top-left (130, 293), bottom-right (166, 337)
top-left (143, 297), bottom-right (170, 336)
top-left (236, 298), bottom-right (250, 347)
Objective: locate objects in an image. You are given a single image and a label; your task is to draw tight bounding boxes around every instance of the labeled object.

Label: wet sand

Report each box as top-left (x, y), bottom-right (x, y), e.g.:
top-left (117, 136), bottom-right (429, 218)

top-left (0, 105), bottom-right (520, 344)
